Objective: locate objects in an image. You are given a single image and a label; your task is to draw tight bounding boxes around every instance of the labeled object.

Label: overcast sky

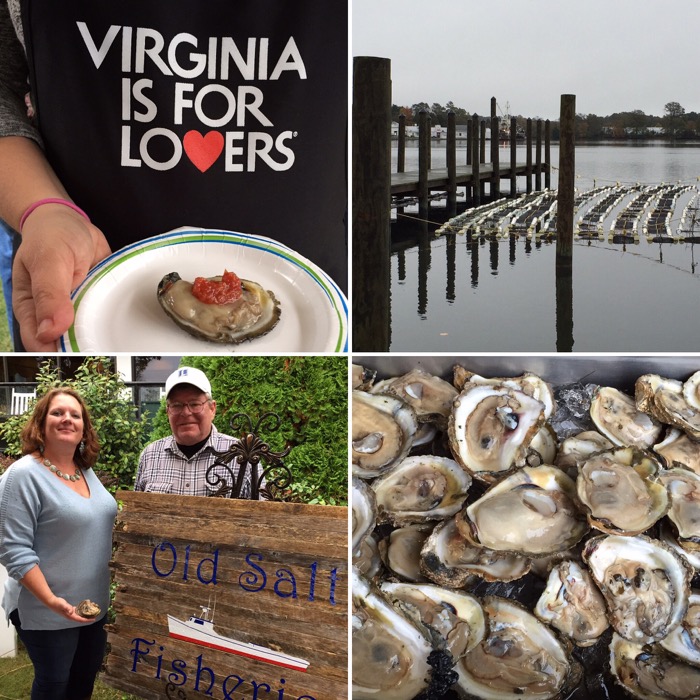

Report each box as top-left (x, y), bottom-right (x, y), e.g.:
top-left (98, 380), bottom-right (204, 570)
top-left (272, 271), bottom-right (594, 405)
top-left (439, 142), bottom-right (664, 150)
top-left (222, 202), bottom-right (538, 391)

top-left (352, 0), bottom-right (700, 120)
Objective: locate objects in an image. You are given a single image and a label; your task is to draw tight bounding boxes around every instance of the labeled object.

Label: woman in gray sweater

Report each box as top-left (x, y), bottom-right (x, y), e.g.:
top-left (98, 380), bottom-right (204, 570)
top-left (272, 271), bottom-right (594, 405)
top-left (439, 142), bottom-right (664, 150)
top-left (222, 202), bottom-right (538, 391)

top-left (0, 387), bottom-right (117, 699)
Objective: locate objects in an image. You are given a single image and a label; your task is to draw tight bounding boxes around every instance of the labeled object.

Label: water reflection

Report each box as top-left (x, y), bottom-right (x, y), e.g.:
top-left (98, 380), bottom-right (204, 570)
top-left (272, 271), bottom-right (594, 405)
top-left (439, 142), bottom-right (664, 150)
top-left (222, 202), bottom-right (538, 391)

top-left (389, 221), bottom-right (700, 351)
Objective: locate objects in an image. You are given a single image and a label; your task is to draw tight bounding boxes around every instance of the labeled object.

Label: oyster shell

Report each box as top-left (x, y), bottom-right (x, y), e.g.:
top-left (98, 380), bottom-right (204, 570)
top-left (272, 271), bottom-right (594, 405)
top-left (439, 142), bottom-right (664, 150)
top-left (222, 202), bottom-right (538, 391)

top-left (534, 560), bottom-right (609, 647)
top-left (654, 428), bottom-right (700, 474)
top-left (352, 364), bottom-right (377, 391)
top-left (576, 446), bottom-right (669, 536)
top-left (379, 582), bottom-right (486, 661)
top-left (352, 391), bottom-right (418, 478)
top-left (659, 468), bottom-right (700, 552)
top-left (372, 455), bottom-right (471, 526)
top-left (448, 383), bottom-right (546, 482)
top-left (157, 271), bottom-right (280, 343)
top-left (583, 534), bottom-right (693, 645)
top-left (554, 430), bottom-right (615, 476)
top-left (76, 599), bottom-right (101, 618)
top-left (636, 373), bottom-right (700, 441)
top-left (590, 386), bottom-right (662, 449)
top-left (352, 569), bottom-right (433, 700)
top-left (659, 592), bottom-right (700, 668)
top-left (454, 596), bottom-right (576, 700)
top-left (373, 369), bottom-right (458, 430)
top-left (683, 370), bottom-right (700, 412)
top-left (352, 476), bottom-right (377, 557)
top-left (458, 465), bottom-right (589, 557)
top-left (610, 633), bottom-right (700, 699)
top-left (379, 524), bottom-right (433, 583)
top-left (420, 516), bottom-right (531, 586)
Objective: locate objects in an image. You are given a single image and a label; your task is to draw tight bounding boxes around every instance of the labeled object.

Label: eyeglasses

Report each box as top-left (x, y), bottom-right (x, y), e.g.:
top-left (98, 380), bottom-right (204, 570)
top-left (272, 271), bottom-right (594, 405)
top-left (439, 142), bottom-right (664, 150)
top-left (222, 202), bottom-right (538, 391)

top-left (166, 400), bottom-right (210, 415)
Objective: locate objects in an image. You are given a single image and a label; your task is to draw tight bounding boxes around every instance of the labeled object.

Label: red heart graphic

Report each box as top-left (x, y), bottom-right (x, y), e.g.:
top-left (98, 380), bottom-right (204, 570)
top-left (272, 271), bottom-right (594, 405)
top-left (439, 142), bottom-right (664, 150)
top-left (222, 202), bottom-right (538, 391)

top-left (183, 130), bottom-right (224, 172)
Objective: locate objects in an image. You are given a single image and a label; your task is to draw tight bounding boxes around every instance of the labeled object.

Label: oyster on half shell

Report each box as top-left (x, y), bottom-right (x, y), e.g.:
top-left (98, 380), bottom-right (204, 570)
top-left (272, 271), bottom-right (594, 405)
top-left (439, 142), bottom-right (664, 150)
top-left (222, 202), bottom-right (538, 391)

top-left (455, 596), bottom-right (577, 700)
top-left (458, 465), bottom-right (589, 557)
top-left (157, 271), bottom-right (280, 343)
top-left (352, 569), bottom-right (434, 700)
top-left (448, 383), bottom-right (546, 482)
top-left (583, 534), bottom-right (693, 645)
top-left (610, 633), bottom-right (700, 700)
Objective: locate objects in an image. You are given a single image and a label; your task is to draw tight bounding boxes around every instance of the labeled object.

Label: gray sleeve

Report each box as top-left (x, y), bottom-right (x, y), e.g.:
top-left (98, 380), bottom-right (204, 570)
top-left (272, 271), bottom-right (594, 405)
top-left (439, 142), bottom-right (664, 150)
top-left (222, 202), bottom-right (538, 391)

top-left (0, 0), bottom-right (42, 144)
top-left (0, 467), bottom-right (41, 581)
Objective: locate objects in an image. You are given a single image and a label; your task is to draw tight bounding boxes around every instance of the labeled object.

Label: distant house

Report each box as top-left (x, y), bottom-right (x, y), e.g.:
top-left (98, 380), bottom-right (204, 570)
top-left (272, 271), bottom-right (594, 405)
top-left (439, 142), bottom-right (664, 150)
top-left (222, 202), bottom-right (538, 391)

top-left (391, 122), bottom-right (484, 139)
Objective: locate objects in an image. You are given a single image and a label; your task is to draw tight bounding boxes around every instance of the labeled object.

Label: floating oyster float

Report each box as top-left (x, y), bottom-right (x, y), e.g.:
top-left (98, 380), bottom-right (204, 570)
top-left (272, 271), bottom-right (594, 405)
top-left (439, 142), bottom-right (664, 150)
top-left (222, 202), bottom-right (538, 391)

top-left (157, 271), bottom-right (280, 343)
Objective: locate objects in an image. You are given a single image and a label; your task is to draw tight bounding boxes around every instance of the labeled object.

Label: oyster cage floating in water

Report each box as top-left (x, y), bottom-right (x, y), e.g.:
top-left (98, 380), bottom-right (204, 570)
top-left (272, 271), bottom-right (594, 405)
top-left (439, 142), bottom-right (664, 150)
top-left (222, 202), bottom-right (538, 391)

top-left (351, 356), bottom-right (700, 700)
top-left (387, 185), bottom-right (700, 352)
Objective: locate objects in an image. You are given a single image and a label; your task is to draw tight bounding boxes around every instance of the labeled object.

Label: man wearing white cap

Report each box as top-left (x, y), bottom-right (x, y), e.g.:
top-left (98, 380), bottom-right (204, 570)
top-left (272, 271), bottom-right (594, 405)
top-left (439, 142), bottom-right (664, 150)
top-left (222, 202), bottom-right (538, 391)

top-left (134, 366), bottom-right (259, 498)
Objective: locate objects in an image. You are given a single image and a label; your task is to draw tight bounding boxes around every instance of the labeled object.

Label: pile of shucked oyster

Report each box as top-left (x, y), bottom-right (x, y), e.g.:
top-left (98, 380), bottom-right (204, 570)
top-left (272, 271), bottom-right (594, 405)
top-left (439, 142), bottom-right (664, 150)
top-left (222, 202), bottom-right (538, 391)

top-left (351, 363), bottom-right (700, 700)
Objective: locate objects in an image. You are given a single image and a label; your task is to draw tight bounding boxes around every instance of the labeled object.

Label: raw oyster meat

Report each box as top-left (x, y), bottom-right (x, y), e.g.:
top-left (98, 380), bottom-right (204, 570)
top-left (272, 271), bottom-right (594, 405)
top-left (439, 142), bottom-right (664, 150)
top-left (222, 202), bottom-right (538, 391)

top-left (610, 633), bottom-right (700, 699)
top-left (458, 465), bottom-right (589, 557)
top-left (420, 516), bottom-right (531, 586)
top-left (654, 428), bottom-right (700, 474)
top-left (379, 524), bottom-right (432, 582)
top-left (372, 455), bottom-right (471, 525)
top-left (576, 446), bottom-right (668, 535)
top-left (454, 596), bottom-right (577, 699)
top-left (590, 386), bottom-right (662, 449)
top-left (583, 534), bottom-right (693, 644)
top-left (352, 569), bottom-right (433, 700)
top-left (448, 383), bottom-right (546, 482)
top-left (352, 391), bottom-right (418, 478)
top-left (534, 560), bottom-right (609, 647)
top-left (373, 368), bottom-right (458, 429)
top-left (157, 271), bottom-right (280, 343)
top-left (659, 592), bottom-right (700, 668)
top-left (636, 373), bottom-right (700, 441)
top-left (379, 582), bottom-right (486, 660)
top-left (658, 468), bottom-right (700, 551)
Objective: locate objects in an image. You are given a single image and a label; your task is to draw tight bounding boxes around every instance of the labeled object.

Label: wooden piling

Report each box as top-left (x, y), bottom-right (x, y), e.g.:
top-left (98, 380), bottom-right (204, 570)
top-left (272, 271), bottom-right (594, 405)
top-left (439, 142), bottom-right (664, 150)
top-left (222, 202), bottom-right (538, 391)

top-left (480, 120), bottom-right (487, 199)
top-left (556, 95), bottom-right (576, 265)
top-left (556, 94), bottom-right (576, 351)
top-left (447, 111), bottom-right (457, 208)
top-left (397, 114), bottom-right (406, 173)
top-left (491, 115), bottom-right (499, 198)
top-left (418, 109), bottom-right (430, 215)
top-left (526, 118), bottom-right (533, 193)
top-left (544, 119), bottom-right (551, 190)
top-left (535, 119), bottom-right (542, 191)
top-left (510, 116), bottom-right (517, 196)
top-left (352, 56), bottom-right (391, 352)
top-left (472, 113), bottom-right (480, 205)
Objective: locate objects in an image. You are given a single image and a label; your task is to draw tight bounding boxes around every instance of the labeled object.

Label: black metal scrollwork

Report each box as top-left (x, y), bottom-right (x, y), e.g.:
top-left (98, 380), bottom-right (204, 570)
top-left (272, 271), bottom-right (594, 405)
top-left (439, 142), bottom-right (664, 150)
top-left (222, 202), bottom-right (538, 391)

top-left (206, 412), bottom-right (293, 501)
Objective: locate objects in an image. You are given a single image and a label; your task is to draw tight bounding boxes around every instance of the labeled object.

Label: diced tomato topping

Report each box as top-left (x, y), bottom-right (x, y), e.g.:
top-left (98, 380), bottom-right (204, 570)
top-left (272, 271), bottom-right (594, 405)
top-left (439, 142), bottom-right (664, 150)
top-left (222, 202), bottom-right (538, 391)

top-left (191, 270), bottom-right (243, 304)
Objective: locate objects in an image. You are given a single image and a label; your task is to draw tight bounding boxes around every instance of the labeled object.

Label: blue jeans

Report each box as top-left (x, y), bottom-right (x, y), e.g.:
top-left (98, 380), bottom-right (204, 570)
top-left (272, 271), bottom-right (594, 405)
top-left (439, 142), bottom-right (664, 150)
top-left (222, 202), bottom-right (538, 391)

top-left (10, 609), bottom-right (107, 700)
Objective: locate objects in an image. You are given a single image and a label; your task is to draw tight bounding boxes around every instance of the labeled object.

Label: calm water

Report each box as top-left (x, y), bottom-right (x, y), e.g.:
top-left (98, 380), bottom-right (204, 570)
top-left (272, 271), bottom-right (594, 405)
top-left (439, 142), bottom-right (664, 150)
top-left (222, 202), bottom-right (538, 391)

top-left (388, 141), bottom-right (700, 351)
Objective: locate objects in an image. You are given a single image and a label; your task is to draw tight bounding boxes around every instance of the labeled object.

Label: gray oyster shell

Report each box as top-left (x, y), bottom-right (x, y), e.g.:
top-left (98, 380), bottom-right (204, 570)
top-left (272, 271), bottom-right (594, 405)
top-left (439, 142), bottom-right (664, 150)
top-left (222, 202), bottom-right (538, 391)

top-left (157, 271), bottom-right (280, 344)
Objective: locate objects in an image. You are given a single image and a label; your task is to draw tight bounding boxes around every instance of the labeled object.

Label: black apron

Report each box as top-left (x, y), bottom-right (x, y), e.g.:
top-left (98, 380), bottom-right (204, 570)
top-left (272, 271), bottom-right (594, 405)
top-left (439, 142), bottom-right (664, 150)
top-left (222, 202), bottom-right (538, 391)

top-left (20, 1), bottom-right (347, 291)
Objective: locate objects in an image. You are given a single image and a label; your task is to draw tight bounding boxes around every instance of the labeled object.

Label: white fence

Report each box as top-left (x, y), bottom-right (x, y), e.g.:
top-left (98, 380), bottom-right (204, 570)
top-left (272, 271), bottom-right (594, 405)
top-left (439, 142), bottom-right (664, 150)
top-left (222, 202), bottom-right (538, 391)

top-left (0, 565), bottom-right (16, 657)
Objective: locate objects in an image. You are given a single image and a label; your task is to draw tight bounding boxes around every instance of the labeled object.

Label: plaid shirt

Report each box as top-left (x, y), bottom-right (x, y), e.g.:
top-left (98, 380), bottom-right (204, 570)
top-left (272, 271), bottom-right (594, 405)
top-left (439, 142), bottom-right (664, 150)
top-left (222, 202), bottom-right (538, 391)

top-left (134, 426), bottom-right (261, 499)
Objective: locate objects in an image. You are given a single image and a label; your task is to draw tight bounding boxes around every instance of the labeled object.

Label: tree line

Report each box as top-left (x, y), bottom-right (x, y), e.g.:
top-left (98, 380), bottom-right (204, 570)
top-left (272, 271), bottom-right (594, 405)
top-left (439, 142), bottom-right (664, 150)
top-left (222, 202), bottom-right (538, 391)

top-left (392, 101), bottom-right (699, 140)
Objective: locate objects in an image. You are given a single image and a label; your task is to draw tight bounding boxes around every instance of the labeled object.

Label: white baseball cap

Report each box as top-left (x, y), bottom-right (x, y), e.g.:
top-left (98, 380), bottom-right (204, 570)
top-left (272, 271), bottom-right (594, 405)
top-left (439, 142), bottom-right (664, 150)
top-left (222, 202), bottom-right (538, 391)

top-left (165, 366), bottom-right (212, 398)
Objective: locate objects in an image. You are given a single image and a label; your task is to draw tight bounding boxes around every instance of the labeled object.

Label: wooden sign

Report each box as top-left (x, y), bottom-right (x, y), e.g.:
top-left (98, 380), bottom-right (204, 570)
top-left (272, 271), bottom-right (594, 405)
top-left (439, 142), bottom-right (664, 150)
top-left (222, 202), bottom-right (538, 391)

top-left (103, 492), bottom-right (348, 700)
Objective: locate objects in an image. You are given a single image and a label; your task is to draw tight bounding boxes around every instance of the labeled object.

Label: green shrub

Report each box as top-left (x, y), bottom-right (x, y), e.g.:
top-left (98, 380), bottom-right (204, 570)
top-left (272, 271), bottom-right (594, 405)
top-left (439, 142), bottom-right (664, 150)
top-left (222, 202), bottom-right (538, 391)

top-left (149, 356), bottom-right (348, 505)
top-left (0, 358), bottom-right (150, 491)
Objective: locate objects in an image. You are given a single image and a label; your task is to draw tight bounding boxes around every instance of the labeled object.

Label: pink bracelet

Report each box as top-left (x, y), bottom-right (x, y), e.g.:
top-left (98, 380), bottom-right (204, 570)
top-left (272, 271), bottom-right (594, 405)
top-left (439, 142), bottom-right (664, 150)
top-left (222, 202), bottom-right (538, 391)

top-left (19, 197), bottom-right (90, 232)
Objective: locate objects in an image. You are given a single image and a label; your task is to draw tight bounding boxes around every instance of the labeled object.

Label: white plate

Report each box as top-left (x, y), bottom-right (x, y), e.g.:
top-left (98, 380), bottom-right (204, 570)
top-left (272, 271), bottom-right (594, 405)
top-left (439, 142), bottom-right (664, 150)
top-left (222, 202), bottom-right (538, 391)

top-left (59, 228), bottom-right (348, 352)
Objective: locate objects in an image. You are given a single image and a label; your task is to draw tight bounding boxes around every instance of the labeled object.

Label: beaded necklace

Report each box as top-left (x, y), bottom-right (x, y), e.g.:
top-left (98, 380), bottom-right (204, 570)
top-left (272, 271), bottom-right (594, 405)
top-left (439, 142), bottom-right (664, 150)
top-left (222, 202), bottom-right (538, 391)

top-left (42, 458), bottom-right (82, 482)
